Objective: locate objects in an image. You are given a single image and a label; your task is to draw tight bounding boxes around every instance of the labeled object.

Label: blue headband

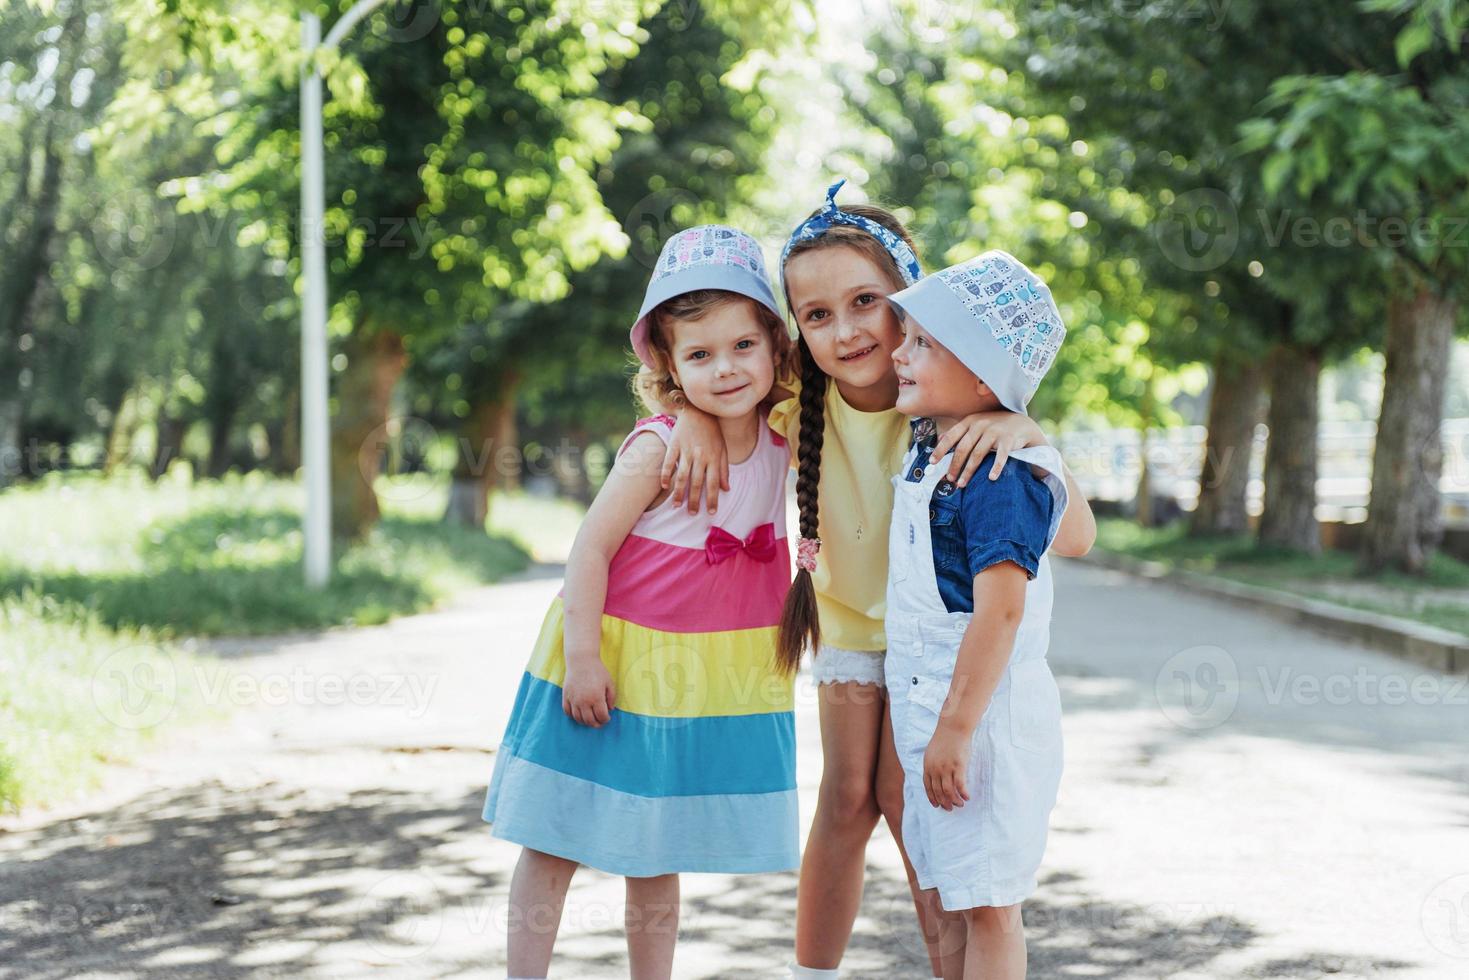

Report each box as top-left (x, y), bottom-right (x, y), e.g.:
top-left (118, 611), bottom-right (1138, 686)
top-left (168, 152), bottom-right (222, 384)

top-left (779, 179), bottom-right (923, 289)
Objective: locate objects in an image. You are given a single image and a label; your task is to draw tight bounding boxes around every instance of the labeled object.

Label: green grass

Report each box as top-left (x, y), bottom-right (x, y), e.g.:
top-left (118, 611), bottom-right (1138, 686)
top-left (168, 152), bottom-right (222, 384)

top-left (0, 590), bottom-right (227, 813)
top-left (1094, 517), bottom-right (1469, 635)
top-left (375, 472), bottom-right (585, 563)
top-left (0, 468), bottom-right (584, 812)
top-left (0, 469), bottom-right (586, 637)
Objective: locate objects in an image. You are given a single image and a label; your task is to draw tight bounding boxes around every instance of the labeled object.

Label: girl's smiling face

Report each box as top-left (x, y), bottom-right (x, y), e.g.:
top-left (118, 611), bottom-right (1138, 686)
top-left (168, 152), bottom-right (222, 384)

top-left (783, 245), bottom-right (904, 410)
top-left (666, 298), bottom-right (777, 420)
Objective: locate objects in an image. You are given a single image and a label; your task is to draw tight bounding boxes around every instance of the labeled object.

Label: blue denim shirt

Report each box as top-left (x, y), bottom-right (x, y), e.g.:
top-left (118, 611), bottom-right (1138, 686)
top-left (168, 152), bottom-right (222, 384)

top-left (902, 418), bottom-right (1056, 614)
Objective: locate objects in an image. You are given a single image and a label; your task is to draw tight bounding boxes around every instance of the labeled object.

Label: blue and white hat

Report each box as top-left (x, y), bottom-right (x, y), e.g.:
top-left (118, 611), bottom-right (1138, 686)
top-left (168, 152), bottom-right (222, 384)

top-left (630, 225), bottom-right (782, 367)
top-left (887, 250), bottom-right (1066, 415)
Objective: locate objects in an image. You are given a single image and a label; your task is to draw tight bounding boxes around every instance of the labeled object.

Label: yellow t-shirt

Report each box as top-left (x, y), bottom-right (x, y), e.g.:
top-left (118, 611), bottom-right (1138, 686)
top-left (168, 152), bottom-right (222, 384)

top-left (769, 376), bottom-right (910, 652)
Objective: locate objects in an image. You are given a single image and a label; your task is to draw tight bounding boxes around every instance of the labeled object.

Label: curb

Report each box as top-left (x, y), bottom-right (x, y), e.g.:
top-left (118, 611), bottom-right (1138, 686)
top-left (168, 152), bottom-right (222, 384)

top-left (1077, 550), bottom-right (1469, 676)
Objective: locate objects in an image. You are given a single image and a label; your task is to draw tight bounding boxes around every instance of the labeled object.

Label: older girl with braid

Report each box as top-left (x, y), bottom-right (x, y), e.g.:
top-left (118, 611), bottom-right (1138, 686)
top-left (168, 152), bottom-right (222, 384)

top-left (663, 183), bottom-right (1097, 980)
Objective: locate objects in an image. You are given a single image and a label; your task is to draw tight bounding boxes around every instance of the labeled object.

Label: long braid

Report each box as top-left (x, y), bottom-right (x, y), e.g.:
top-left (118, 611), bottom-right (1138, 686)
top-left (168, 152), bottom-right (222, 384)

top-left (776, 336), bottom-right (828, 675)
top-left (774, 197), bottom-right (918, 676)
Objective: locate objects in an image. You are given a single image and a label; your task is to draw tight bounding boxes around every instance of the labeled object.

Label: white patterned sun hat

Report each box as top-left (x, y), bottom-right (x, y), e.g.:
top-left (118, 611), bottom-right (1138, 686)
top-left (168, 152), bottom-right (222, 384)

top-left (630, 225), bottom-right (782, 367)
top-left (887, 250), bottom-right (1066, 415)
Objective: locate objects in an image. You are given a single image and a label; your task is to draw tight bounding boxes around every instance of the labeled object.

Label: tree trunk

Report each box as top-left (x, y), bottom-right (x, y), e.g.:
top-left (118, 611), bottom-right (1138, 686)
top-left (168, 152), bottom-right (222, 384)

top-left (1132, 377), bottom-right (1156, 526)
top-left (1191, 354), bottom-right (1264, 536)
top-left (1135, 427), bottom-right (1154, 528)
top-left (0, 395), bottom-right (22, 488)
top-left (275, 384), bottom-right (300, 475)
top-left (1362, 286), bottom-right (1457, 574)
top-left (152, 414), bottom-right (188, 480)
top-left (102, 387), bottom-right (140, 474)
top-left (330, 326), bottom-right (407, 541)
top-left (558, 426), bottom-right (594, 506)
top-left (443, 374), bottom-right (520, 528)
top-left (0, 119), bottom-right (62, 484)
top-left (207, 399), bottom-right (238, 478)
top-left (0, 1), bottom-right (80, 346)
top-left (1258, 342), bottom-right (1321, 554)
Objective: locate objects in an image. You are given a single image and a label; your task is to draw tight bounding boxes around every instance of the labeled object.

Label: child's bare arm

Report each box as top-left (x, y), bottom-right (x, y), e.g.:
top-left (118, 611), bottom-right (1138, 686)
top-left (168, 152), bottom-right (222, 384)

top-left (1050, 463), bottom-right (1097, 557)
top-left (923, 563), bottom-right (1028, 810)
top-left (660, 404), bottom-right (728, 514)
top-left (561, 431), bottom-right (665, 728)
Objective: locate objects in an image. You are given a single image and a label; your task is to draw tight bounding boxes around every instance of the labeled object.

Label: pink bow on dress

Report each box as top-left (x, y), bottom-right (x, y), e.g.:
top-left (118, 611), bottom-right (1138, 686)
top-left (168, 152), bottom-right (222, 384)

top-left (705, 522), bottom-right (777, 565)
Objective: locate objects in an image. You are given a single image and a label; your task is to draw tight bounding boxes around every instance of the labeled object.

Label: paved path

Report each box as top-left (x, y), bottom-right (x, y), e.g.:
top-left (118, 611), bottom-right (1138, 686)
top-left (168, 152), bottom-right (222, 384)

top-left (1, 560), bottom-right (1466, 978)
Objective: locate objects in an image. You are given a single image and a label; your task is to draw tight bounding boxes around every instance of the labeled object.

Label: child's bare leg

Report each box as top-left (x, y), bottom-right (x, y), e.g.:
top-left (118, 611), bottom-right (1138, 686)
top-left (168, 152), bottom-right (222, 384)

top-left (794, 680), bottom-right (886, 969)
top-left (625, 872), bottom-right (679, 980)
top-left (875, 703), bottom-right (947, 976)
top-left (933, 902), bottom-right (968, 980)
top-left (961, 904), bottom-right (1025, 980)
top-left (506, 848), bottom-right (578, 978)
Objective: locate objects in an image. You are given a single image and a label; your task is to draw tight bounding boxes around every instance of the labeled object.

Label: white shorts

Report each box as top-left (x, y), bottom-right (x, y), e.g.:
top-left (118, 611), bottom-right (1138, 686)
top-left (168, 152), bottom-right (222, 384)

top-left (886, 646), bottom-right (1064, 912)
top-left (811, 644), bottom-right (886, 687)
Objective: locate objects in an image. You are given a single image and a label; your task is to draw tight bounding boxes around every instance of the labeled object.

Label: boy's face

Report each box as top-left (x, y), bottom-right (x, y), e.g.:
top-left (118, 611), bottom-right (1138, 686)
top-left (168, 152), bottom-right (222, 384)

top-left (891, 314), bottom-right (1001, 421)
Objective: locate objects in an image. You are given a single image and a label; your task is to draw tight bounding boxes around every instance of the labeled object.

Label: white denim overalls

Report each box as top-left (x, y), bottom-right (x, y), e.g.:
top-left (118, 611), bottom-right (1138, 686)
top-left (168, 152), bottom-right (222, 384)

top-left (885, 440), bottom-right (1070, 912)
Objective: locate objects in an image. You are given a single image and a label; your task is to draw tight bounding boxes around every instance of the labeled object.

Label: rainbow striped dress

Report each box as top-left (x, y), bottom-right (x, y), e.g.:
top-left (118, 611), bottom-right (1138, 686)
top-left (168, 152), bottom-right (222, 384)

top-left (483, 414), bottom-right (798, 876)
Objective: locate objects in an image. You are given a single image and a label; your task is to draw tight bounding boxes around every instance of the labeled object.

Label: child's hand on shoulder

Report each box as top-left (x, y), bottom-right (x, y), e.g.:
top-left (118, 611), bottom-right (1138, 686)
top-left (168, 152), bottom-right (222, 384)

top-left (663, 405), bottom-right (729, 515)
top-left (923, 722), bottom-right (974, 811)
top-left (933, 411), bottom-right (1048, 488)
top-left (563, 657), bottom-right (617, 728)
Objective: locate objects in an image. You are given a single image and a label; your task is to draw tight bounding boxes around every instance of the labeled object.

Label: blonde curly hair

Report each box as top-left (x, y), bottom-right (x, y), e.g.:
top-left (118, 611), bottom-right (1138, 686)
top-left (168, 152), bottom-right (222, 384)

top-left (633, 289), bottom-right (794, 415)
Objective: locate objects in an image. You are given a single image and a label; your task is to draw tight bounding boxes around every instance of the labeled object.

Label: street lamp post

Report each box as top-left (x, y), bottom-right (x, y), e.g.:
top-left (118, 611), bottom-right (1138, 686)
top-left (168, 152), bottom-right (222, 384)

top-left (299, 0), bottom-right (390, 588)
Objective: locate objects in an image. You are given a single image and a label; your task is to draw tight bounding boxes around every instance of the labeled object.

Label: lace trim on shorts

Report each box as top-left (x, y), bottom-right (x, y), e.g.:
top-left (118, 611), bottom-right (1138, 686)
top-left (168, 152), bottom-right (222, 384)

top-left (812, 645), bottom-right (886, 687)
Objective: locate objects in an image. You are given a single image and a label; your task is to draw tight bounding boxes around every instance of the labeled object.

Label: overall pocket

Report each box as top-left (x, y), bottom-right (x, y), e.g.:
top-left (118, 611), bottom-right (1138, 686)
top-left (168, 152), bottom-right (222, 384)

top-left (897, 673), bottom-right (947, 765)
top-left (1007, 659), bottom-right (1062, 754)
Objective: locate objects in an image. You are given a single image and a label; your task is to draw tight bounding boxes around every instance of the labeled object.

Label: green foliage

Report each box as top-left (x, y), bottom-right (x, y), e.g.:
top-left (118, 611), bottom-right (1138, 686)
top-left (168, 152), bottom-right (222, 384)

top-left (849, 6), bottom-right (1221, 429)
top-left (1363, 0), bottom-right (1468, 62)
top-left (149, 0), bottom-right (656, 341)
top-left (0, 469), bottom-right (534, 635)
top-left (1242, 36), bottom-right (1469, 289)
top-left (997, 0), bottom-right (1390, 356)
top-left (0, 589), bottom-right (227, 813)
top-left (1, 0), bottom-right (298, 469)
top-left (1094, 516), bottom-right (1469, 633)
top-left (400, 0), bottom-right (795, 456)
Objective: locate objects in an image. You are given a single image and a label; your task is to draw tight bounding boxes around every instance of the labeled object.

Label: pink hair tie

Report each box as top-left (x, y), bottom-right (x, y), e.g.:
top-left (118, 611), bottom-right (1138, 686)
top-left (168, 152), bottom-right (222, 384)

top-left (796, 536), bottom-right (821, 572)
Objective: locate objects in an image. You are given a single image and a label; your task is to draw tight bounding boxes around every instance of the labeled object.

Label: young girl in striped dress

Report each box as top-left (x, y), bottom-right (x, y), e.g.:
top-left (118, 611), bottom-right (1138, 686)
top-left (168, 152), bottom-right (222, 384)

top-left (483, 225), bottom-right (799, 980)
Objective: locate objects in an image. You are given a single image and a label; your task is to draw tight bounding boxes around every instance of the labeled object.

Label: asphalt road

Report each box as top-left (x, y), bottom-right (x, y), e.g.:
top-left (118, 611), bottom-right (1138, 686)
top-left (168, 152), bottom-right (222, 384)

top-left (1, 559), bottom-right (1466, 979)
